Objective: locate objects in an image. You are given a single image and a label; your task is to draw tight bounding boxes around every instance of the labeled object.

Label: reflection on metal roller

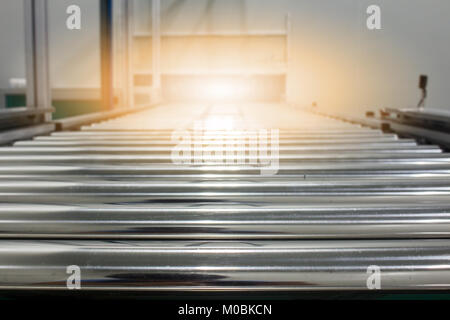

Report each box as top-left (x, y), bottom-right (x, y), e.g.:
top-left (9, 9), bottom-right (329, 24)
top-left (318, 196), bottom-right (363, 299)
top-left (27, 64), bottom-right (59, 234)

top-left (1, 103), bottom-right (450, 291)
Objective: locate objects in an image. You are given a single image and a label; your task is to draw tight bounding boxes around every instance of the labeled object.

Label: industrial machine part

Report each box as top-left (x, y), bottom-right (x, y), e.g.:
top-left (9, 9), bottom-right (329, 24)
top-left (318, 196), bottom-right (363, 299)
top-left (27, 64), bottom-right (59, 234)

top-left (0, 103), bottom-right (450, 292)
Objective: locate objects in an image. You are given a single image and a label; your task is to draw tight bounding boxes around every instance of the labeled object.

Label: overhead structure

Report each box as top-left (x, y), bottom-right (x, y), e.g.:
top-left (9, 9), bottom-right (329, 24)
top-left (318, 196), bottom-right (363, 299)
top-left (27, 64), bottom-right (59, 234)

top-left (131, 1), bottom-right (290, 102)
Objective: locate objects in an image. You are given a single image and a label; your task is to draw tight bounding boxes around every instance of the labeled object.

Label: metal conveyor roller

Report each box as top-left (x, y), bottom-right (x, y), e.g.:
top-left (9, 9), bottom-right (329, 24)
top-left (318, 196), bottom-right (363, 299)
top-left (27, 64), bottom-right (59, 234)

top-left (1, 103), bottom-right (450, 292)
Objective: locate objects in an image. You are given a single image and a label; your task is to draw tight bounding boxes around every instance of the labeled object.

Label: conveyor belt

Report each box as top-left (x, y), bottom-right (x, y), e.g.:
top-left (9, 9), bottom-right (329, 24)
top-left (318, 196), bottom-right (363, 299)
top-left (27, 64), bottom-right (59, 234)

top-left (1, 103), bottom-right (450, 292)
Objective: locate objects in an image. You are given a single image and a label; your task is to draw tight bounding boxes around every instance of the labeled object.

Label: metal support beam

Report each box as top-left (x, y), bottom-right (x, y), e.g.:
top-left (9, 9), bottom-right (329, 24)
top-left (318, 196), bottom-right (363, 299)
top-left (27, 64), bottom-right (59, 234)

top-left (112, 0), bottom-right (134, 109)
top-left (152, 0), bottom-right (161, 94)
top-left (24, 0), bottom-right (52, 121)
top-left (100, 0), bottom-right (114, 110)
top-left (0, 123), bottom-right (55, 146)
top-left (125, 0), bottom-right (135, 108)
top-left (285, 13), bottom-right (291, 102)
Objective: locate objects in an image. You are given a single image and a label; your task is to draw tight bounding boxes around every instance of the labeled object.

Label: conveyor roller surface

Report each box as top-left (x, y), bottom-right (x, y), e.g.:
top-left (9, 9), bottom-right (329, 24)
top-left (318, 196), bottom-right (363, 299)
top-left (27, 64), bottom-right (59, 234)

top-left (1, 103), bottom-right (450, 292)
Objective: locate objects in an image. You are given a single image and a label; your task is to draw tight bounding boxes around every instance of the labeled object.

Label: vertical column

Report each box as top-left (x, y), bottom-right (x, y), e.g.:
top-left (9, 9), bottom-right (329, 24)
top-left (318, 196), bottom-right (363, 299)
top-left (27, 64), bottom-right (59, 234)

top-left (114, 0), bottom-right (134, 109)
top-left (100, 0), bottom-right (114, 110)
top-left (125, 0), bottom-right (134, 108)
top-left (152, 0), bottom-right (161, 96)
top-left (285, 13), bottom-right (292, 103)
top-left (113, 0), bottom-right (133, 109)
top-left (24, 0), bottom-right (52, 121)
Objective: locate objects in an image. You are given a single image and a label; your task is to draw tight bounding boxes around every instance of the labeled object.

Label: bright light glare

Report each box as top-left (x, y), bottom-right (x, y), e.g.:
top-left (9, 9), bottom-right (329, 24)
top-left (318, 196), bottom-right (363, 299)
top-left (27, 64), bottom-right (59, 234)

top-left (203, 115), bottom-right (235, 130)
top-left (204, 81), bottom-right (243, 100)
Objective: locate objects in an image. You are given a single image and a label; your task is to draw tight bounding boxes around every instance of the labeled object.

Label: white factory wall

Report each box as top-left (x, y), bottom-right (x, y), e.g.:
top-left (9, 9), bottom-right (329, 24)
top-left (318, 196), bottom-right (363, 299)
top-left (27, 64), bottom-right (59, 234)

top-left (0, 0), bottom-right (26, 89)
top-left (0, 0), bottom-right (100, 90)
top-left (288, 0), bottom-right (450, 116)
top-left (138, 0), bottom-right (450, 114)
top-left (47, 0), bottom-right (101, 89)
top-left (0, 0), bottom-right (449, 114)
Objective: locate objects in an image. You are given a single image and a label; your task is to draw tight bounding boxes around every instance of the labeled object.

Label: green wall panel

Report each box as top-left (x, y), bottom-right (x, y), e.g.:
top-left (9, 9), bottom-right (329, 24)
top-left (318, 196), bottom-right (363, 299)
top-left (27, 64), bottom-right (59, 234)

top-left (5, 94), bottom-right (102, 120)
top-left (5, 94), bottom-right (26, 108)
top-left (51, 100), bottom-right (102, 120)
